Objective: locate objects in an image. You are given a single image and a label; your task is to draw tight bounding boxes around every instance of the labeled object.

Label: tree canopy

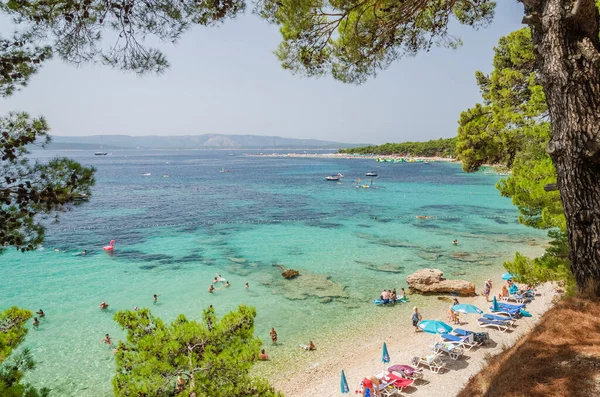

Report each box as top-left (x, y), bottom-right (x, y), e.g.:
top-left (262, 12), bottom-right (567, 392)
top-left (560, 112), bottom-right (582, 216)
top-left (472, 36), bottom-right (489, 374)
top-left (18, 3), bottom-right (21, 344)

top-left (0, 112), bottom-right (95, 252)
top-left (338, 137), bottom-right (456, 157)
top-left (0, 307), bottom-right (50, 397)
top-left (455, 27), bottom-right (571, 288)
top-left (112, 305), bottom-right (281, 397)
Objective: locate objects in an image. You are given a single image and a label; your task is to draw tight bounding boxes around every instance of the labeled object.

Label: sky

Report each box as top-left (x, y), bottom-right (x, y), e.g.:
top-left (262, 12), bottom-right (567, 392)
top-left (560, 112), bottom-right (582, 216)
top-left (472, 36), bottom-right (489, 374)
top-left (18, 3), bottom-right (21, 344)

top-left (0, 2), bottom-right (525, 145)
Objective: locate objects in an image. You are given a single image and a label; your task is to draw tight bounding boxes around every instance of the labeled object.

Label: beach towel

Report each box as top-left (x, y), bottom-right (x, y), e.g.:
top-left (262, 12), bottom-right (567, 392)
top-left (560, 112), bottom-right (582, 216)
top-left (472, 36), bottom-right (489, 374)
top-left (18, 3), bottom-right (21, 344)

top-left (520, 309), bottom-right (532, 317)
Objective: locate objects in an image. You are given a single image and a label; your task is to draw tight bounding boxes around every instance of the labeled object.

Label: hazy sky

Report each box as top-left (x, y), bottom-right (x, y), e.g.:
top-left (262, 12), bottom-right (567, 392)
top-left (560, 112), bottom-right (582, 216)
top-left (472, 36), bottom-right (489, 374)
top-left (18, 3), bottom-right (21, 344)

top-left (0, 2), bottom-right (525, 144)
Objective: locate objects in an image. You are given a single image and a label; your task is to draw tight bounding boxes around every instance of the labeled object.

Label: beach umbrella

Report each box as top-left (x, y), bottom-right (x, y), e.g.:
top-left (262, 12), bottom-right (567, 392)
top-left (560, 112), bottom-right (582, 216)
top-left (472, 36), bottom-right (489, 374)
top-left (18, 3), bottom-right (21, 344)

top-left (382, 342), bottom-right (390, 363)
top-left (417, 320), bottom-right (453, 335)
top-left (492, 296), bottom-right (500, 311)
top-left (340, 370), bottom-right (349, 394)
top-left (501, 272), bottom-right (516, 280)
top-left (451, 304), bottom-right (483, 314)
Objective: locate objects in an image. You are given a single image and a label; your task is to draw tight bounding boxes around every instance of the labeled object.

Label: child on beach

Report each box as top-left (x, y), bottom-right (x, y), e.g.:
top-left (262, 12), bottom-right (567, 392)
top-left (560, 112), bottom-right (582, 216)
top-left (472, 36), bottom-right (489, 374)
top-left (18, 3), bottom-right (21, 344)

top-left (270, 327), bottom-right (278, 345)
top-left (412, 307), bottom-right (422, 332)
top-left (483, 279), bottom-right (492, 302)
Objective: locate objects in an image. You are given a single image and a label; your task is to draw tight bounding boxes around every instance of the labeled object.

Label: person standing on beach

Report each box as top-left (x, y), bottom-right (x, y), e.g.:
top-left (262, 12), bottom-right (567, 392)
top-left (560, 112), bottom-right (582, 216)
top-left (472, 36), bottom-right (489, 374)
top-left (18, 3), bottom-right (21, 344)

top-left (412, 307), bottom-right (422, 332)
top-left (270, 327), bottom-right (278, 345)
top-left (483, 279), bottom-right (492, 302)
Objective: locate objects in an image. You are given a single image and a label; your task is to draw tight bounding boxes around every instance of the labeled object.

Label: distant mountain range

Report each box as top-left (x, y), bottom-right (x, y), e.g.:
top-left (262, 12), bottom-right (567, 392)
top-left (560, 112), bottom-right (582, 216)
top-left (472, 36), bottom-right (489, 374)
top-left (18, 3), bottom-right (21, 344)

top-left (47, 134), bottom-right (368, 150)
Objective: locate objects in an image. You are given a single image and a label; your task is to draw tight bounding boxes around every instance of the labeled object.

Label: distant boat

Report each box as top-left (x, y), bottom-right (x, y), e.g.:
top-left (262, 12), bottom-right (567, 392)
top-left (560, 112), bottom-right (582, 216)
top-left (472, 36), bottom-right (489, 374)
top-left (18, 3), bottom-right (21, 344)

top-left (423, 161), bottom-right (430, 164)
top-left (229, 153), bottom-right (235, 156)
top-left (142, 173), bottom-right (151, 176)
top-left (165, 161), bottom-right (170, 165)
top-left (163, 174), bottom-right (169, 178)
top-left (220, 167), bottom-right (225, 173)
top-left (366, 172), bottom-right (378, 177)
top-left (72, 194), bottom-right (89, 201)
top-left (325, 173), bottom-right (343, 181)
top-left (94, 152), bottom-right (108, 156)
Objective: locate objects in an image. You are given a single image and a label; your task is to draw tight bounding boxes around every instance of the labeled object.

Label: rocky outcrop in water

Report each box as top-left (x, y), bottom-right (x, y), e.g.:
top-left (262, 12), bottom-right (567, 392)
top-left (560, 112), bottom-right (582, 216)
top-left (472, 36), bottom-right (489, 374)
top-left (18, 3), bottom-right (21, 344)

top-left (406, 268), bottom-right (476, 297)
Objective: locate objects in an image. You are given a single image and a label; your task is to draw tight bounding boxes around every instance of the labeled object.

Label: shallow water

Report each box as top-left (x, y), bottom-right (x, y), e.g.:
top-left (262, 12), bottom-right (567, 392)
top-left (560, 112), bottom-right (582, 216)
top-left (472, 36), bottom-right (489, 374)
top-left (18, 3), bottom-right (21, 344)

top-left (0, 150), bottom-right (546, 396)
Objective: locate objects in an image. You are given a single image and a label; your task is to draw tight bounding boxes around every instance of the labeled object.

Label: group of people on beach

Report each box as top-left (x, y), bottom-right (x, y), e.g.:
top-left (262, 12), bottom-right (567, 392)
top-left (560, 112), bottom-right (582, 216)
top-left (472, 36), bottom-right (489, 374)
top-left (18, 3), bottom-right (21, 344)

top-left (379, 288), bottom-right (407, 304)
top-left (482, 278), bottom-right (528, 302)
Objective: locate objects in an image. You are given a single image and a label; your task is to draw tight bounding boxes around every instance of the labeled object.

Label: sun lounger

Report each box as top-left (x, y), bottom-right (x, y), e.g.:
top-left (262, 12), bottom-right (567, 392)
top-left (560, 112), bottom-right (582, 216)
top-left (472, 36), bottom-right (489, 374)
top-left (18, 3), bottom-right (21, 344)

top-left (477, 317), bottom-right (510, 332)
top-left (453, 328), bottom-right (490, 345)
top-left (440, 333), bottom-right (480, 350)
top-left (432, 341), bottom-right (464, 360)
top-left (377, 372), bottom-right (415, 393)
top-left (482, 313), bottom-right (516, 325)
top-left (498, 302), bottom-right (526, 309)
top-left (411, 352), bottom-right (446, 373)
top-left (387, 364), bottom-right (424, 380)
top-left (501, 294), bottom-right (531, 304)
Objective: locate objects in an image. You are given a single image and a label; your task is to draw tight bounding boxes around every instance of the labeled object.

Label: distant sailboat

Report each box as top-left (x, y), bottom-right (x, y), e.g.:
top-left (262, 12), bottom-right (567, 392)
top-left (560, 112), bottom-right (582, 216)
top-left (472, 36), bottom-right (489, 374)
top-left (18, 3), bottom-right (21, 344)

top-left (220, 167), bottom-right (225, 173)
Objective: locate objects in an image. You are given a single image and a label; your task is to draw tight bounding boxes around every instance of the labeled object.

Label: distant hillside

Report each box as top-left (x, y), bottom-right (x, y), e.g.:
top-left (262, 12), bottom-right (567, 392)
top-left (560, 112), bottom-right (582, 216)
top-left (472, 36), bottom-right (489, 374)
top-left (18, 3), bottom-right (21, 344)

top-left (49, 134), bottom-right (368, 150)
top-left (338, 137), bottom-right (457, 157)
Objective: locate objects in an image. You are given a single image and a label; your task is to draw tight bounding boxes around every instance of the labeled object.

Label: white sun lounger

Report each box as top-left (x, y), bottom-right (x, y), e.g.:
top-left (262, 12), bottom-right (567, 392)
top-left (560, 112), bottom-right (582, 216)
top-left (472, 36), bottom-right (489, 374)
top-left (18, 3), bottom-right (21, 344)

top-left (411, 352), bottom-right (446, 373)
top-left (432, 341), bottom-right (464, 360)
top-left (477, 317), bottom-right (510, 332)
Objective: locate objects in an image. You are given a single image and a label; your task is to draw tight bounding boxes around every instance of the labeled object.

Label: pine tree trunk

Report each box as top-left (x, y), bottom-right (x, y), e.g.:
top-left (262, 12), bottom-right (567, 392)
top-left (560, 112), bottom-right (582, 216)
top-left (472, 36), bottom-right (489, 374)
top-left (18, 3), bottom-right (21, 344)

top-left (523, 0), bottom-right (600, 295)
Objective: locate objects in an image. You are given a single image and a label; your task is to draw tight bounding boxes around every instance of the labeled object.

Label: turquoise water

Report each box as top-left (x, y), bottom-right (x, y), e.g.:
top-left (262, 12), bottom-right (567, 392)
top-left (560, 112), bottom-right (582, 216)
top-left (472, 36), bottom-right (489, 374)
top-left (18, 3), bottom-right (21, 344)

top-left (0, 150), bottom-right (547, 396)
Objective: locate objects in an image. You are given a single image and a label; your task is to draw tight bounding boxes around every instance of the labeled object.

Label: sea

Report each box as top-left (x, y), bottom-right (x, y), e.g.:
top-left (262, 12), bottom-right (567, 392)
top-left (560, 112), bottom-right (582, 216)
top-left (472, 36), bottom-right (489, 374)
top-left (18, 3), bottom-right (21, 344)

top-left (0, 150), bottom-right (547, 396)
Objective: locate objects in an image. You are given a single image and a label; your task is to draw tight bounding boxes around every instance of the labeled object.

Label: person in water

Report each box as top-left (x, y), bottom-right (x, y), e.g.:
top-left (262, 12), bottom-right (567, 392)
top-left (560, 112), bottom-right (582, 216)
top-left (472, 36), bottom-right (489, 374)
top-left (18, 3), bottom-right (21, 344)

top-left (245, 283), bottom-right (249, 289)
top-left (258, 349), bottom-right (269, 361)
top-left (270, 327), bottom-right (278, 345)
top-left (99, 301), bottom-right (109, 310)
top-left (208, 285), bottom-right (215, 293)
top-left (225, 281), bottom-right (230, 287)
top-left (101, 334), bottom-right (112, 345)
top-left (153, 294), bottom-right (160, 302)
top-left (33, 317), bottom-right (39, 326)
top-left (453, 239), bottom-right (458, 245)
top-left (36, 309), bottom-right (45, 318)
top-left (412, 307), bottom-right (422, 332)
top-left (82, 249), bottom-right (87, 255)
top-left (307, 341), bottom-right (316, 351)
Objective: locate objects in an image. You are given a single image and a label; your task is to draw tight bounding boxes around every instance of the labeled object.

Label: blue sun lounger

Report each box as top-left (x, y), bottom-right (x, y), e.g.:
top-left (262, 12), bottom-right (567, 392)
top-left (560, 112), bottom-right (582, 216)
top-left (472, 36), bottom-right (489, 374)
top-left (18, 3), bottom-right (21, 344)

top-left (440, 333), bottom-right (480, 350)
top-left (483, 313), bottom-right (516, 325)
top-left (477, 317), bottom-right (510, 332)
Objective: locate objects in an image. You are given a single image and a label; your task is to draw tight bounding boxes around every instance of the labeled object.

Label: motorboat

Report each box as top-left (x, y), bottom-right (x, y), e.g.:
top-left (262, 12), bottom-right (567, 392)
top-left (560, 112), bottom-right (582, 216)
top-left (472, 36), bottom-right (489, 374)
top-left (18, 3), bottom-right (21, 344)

top-left (163, 174), bottom-right (169, 178)
top-left (142, 173), bottom-right (151, 176)
top-left (94, 152), bottom-right (108, 155)
top-left (325, 174), bottom-right (341, 181)
top-left (365, 172), bottom-right (378, 177)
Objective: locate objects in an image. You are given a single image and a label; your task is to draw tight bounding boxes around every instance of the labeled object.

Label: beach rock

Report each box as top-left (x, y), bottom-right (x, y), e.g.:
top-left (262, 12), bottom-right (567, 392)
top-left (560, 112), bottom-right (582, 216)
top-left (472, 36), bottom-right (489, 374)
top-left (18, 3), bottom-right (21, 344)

top-left (282, 269), bottom-right (300, 279)
top-left (406, 268), bottom-right (476, 297)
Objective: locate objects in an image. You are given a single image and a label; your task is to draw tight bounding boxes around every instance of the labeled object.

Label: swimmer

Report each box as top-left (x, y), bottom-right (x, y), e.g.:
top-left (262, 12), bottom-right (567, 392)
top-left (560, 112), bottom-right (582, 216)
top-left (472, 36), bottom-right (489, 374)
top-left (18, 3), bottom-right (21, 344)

top-left (213, 277), bottom-right (218, 284)
top-left (99, 301), bottom-right (109, 310)
top-left (36, 309), bottom-right (45, 318)
top-left (245, 282), bottom-right (249, 289)
top-left (33, 317), bottom-right (39, 326)
top-left (53, 247), bottom-right (59, 252)
top-left (270, 327), bottom-right (278, 345)
top-left (209, 285), bottom-right (215, 293)
top-left (225, 281), bottom-right (230, 287)
top-left (214, 273), bottom-right (227, 283)
top-left (101, 333), bottom-right (112, 345)
top-left (453, 239), bottom-right (458, 245)
top-left (82, 249), bottom-right (87, 255)
top-left (153, 294), bottom-right (160, 302)
top-left (134, 306), bottom-right (140, 311)
top-left (258, 349), bottom-right (269, 361)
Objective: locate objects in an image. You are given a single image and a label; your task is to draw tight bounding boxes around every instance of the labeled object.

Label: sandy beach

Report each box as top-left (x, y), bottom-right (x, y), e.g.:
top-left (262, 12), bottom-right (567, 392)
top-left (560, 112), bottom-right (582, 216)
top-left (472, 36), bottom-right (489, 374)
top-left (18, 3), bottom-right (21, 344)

top-left (269, 282), bottom-right (558, 397)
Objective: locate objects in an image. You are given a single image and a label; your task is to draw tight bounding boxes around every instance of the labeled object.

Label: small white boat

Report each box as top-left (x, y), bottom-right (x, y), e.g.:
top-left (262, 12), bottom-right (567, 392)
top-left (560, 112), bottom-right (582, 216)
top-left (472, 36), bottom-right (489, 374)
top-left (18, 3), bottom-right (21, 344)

top-left (366, 172), bottom-right (378, 177)
top-left (163, 174), bottom-right (169, 178)
top-left (142, 173), bottom-right (151, 176)
top-left (325, 175), bottom-right (341, 181)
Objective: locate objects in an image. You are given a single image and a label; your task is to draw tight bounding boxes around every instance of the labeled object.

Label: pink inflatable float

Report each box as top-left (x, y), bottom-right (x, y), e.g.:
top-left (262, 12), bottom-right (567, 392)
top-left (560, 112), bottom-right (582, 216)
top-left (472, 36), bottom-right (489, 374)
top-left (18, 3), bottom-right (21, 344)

top-left (103, 240), bottom-right (116, 251)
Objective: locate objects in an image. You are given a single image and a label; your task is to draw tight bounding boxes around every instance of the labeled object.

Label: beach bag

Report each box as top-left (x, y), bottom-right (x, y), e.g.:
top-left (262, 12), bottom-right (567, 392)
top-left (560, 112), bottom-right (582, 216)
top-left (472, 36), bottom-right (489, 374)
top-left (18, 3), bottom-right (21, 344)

top-left (473, 332), bottom-right (489, 345)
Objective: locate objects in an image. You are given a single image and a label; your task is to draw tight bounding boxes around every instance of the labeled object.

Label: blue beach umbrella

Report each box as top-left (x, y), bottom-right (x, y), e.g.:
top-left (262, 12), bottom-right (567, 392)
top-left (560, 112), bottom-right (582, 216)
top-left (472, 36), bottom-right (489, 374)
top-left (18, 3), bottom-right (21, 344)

top-left (340, 370), bottom-right (349, 394)
top-left (451, 304), bottom-right (483, 314)
top-left (418, 320), bottom-right (453, 334)
top-left (492, 296), bottom-right (500, 311)
top-left (382, 342), bottom-right (390, 364)
top-left (501, 272), bottom-right (516, 280)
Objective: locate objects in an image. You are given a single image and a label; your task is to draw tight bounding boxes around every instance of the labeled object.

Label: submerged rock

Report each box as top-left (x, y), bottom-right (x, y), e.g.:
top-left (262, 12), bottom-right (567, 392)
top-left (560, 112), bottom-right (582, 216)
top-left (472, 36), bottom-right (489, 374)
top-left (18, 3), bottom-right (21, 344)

top-left (406, 268), bottom-right (476, 297)
top-left (282, 269), bottom-right (300, 279)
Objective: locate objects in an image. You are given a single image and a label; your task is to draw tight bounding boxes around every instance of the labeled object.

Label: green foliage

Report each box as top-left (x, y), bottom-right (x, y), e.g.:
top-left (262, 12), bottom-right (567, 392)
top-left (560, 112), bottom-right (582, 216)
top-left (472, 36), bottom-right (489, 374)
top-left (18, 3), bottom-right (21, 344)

top-left (112, 305), bottom-right (282, 397)
top-left (0, 307), bottom-right (50, 397)
top-left (456, 28), bottom-right (570, 286)
top-left (0, 112), bottom-right (96, 253)
top-left (0, 0), bottom-right (245, 83)
top-left (339, 138), bottom-right (456, 157)
top-left (256, 0), bottom-right (495, 83)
